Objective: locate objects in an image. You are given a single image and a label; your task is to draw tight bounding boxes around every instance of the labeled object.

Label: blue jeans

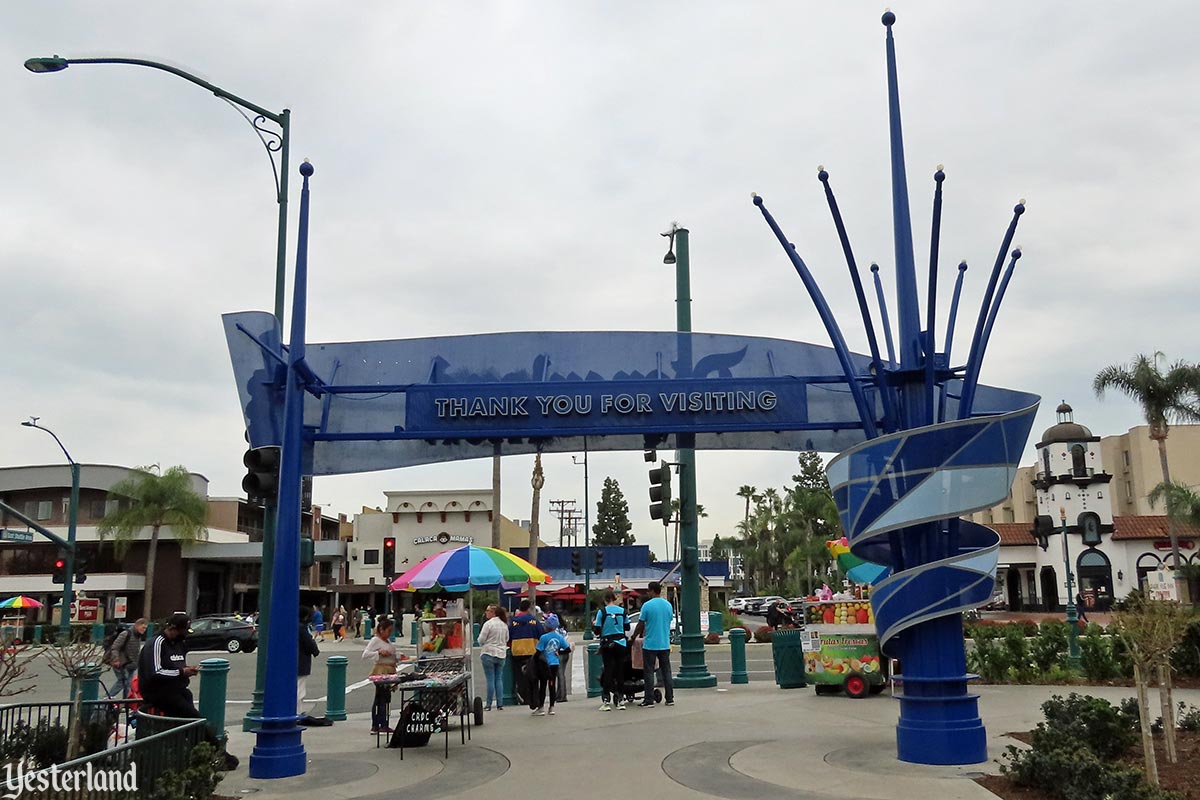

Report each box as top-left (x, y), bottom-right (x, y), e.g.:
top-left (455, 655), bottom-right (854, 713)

top-left (480, 654), bottom-right (504, 708)
top-left (109, 664), bottom-right (136, 699)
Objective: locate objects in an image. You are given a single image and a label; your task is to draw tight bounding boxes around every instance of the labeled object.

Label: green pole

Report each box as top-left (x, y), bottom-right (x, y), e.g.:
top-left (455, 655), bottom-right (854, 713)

top-left (729, 628), bottom-right (749, 684)
top-left (243, 507), bottom-right (276, 731)
top-left (199, 658), bottom-right (231, 742)
top-left (1060, 509), bottom-right (1082, 670)
top-left (59, 463), bottom-right (80, 640)
top-left (325, 655), bottom-right (348, 721)
top-left (672, 228), bottom-right (716, 689)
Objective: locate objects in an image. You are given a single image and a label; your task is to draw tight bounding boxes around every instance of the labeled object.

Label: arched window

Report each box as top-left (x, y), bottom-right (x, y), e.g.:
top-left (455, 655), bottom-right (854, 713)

top-left (1071, 444), bottom-right (1087, 477)
top-left (1136, 552), bottom-right (1162, 589)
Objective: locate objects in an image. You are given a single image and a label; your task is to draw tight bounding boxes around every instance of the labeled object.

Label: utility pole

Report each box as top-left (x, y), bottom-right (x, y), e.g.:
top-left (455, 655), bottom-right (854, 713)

top-left (663, 224), bottom-right (716, 688)
top-left (561, 509), bottom-right (583, 547)
top-left (549, 499), bottom-right (576, 546)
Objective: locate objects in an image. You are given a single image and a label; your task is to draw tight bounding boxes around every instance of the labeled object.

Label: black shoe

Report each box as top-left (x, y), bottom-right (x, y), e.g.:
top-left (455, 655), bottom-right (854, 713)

top-left (221, 752), bottom-right (239, 771)
top-left (637, 701), bottom-right (655, 708)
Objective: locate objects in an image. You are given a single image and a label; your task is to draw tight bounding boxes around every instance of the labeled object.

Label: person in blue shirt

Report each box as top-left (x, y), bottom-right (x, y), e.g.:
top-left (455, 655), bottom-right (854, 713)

top-left (531, 614), bottom-right (571, 716)
top-left (594, 591), bottom-right (629, 711)
top-left (311, 605), bottom-right (325, 639)
top-left (631, 581), bottom-right (674, 707)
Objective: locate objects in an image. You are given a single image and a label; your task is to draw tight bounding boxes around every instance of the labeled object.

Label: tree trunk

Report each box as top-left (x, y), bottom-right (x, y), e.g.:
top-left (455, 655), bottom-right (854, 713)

top-left (144, 525), bottom-right (160, 620)
top-left (1159, 663), bottom-right (1177, 763)
top-left (66, 681), bottom-right (84, 761)
top-left (491, 450), bottom-right (502, 550)
top-left (529, 453), bottom-right (544, 617)
top-left (1134, 662), bottom-right (1159, 785)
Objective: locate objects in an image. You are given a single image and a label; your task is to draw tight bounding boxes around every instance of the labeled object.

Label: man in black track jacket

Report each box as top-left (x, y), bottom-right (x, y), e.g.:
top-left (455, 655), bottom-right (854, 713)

top-left (137, 612), bottom-right (239, 770)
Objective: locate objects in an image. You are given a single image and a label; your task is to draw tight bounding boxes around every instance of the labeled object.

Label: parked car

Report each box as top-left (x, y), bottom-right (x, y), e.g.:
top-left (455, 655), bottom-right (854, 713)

top-left (747, 596), bottom-right (785, 615)
top-left (626, 610), bottom-right (679, 635)
top-left (728, 597), bottom-right (749, 612)
top-left (187, 615), bottom-right (258, 654)
top-left (981, 591), bottom-right (1007, 611)
top-left (735, 596), bottom-right (766, 614)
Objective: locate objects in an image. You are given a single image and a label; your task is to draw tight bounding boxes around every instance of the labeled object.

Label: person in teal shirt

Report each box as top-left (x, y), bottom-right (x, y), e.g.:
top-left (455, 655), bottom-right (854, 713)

top-left (632, 581), bottom-right (674, 707)
top-left (594, 591), bottom-right (629, 710)
top-left (531, 615), bottom-right (571, 716)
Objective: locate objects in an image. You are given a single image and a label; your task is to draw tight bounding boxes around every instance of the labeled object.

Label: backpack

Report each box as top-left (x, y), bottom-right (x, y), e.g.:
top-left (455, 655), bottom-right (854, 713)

top-left (102, 628), bottom-right (126, 661)
top-left (594, 608), bottom-right (627, 649)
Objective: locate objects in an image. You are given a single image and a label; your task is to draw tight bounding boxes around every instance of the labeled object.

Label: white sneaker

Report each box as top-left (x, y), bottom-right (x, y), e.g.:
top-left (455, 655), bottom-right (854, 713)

top-left (531, 708), bottom-right (545, 716)
top-left (549, 708), bottom-right (556, 715)
top-left (617, 701), bottom-right (627, 710)
top-left (599, 703), bottom-right (612, 712)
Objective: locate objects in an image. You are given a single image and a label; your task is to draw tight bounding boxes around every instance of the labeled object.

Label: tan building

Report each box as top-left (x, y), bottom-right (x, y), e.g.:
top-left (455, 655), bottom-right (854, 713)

top-left (337, 489), bottom-right (545, 612)
top-left (970, 421), bottom-right (1200, 526)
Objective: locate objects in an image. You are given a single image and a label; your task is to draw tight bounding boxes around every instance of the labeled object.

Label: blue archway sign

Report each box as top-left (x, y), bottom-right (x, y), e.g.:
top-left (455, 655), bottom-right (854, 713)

top-left (232, 13), bottom-right (1037, 776)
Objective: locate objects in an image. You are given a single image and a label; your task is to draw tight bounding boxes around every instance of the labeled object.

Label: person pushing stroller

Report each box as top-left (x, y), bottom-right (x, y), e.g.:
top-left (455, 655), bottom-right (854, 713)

top-left (594, 590), bottom-right (629, 711)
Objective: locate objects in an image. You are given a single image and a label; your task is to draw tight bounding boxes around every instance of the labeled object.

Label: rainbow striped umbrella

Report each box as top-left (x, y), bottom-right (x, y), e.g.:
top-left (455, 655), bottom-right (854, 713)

top-left (826, 538), bottom-right (889, 585)
top-left (0, 596), bottom-right (43, 609)
top-left (388, 545), bottom-right (550, 592)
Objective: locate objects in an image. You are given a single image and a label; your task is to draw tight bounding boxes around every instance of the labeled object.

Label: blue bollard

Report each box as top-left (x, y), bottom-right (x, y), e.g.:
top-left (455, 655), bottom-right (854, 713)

top-left (363, 615), bottom-right (374, 640)
top-left (410, 617), bottom-right (419, 645)
top-left (325, 655), bottom-right (348, 721)
top-left (729, 628), bottom-right (749, 685)
top-left (198, 658), bottom-right (231, 742)
top-left (33, 624), bottom-right (43, 644)
top-left (473, 622), bottom-right (482, 647)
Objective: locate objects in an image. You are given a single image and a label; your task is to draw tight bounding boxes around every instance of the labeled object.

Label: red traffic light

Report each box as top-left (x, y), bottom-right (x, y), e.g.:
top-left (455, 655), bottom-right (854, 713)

top-left (383, 538), bottom-right (395, 548)
top-left (55, 559), bottom-right (66, 569)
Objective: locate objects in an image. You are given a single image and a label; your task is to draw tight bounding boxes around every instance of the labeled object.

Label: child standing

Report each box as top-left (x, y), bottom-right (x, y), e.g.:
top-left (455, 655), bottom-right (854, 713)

top-left (530, 615), bottom-right (571, 716)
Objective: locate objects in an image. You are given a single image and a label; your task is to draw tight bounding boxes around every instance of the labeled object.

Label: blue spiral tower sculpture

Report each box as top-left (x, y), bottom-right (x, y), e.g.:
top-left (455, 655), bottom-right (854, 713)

top-left (753, 12), bottom-right (1039, 765)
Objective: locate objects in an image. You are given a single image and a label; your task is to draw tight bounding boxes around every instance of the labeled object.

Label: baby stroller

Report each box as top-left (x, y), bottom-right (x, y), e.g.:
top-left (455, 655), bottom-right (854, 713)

top-left (614, 638), bottom-right (662, 705)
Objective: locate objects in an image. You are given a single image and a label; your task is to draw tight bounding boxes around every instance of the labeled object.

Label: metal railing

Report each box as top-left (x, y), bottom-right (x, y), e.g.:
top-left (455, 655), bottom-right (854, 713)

top-left (1, 701), bottom-right (208, 799)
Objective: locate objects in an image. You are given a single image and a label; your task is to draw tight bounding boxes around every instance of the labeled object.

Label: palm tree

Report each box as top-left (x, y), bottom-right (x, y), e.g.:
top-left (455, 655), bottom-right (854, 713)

top-left (737, 485), bottom-right (757, 527)
top-left (98, 465), bottom-right (207, 620)
top-left (1094, 352), bottom-right (1200, 578)
top-left (1148, 482), bottom-right (1200, 529)
top-left (528, 452), bottom-right (545, 615)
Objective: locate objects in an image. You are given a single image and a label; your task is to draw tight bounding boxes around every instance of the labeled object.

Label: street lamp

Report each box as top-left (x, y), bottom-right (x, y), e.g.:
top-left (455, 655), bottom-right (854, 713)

top-left (572, 443), bottom-right (594, 640)
top-left (663, 224), bottom-right (716, 688)
top-left (24, 53), bottom-right (290, 732)
top-left (1059, 507), bottom-right (1082, 670)
top-left (21, 418), bottom-right (79, 641)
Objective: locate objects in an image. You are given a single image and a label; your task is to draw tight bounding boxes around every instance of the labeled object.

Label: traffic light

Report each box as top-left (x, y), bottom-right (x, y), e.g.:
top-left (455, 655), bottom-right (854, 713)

top-left (300, 537), bottom-right (315, 569)
top-left (74, 552), bottom-right (88, 585)
top-left (594, 549), bottom-right (604, 573)
top-left (382, 537), bottom-right (396, 578)
top-left (52, 552), bottom-right (67, 584)
top-left (649, 460), bottom-right (672, 526)
top-left (571, 549), bottom-right (582, 575)
top-left (301, 476), bottom-right (313, 513)
top-left (242, 446), bottom-right (281, 504)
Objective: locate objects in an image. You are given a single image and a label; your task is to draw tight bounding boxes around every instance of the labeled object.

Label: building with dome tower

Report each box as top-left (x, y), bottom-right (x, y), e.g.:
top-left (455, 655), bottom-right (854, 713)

top-left (971, 403), bottom-right (1200, 611)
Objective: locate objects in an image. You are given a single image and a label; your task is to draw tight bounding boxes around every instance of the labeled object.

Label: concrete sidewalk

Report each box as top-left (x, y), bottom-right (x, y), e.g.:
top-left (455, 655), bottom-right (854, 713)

top-left (217, 681), bottom-right (1200, 800)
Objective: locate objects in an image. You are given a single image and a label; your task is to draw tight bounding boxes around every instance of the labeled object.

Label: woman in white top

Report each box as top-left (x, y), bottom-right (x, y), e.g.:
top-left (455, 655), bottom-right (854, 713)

top-left (477, 605), bottom-right (510, 711)
top-left (361, 617), bottom-right (397, 733)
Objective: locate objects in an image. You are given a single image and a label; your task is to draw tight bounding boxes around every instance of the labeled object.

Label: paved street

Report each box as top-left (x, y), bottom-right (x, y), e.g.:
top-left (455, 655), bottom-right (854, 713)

top-left (11, 631), bottom-right (780, 717)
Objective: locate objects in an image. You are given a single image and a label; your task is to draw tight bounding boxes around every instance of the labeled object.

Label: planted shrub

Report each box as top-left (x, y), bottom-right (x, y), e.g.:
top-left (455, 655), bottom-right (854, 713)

top-left (704, 633), bottom-right (720, 645)
top-left (967, 635), bottom-right (1011, 683)
top-left (1080, 623), bottom-right (1119, 682)
top-left (1037, 693), bottom-right (1136, 759)
top-left (753, 626), bottom-right (773, 643)
top-left (1032, 621), bottom-right (1068, 673)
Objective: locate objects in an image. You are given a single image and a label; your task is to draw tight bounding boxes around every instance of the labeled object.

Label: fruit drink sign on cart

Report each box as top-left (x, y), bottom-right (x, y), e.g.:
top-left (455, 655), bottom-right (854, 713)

top-left (803, 632), bottom-right (885, 686)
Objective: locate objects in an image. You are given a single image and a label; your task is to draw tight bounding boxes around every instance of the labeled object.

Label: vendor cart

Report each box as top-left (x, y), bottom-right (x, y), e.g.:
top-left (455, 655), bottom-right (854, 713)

top-left (802, 599), bottom-right (888, 698)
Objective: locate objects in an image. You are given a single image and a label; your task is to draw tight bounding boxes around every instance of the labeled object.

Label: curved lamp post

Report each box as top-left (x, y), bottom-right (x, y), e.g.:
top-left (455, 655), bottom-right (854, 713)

top-left (21, 418), bottom-right (79, 640)
top-left (24, 54), bottom-right (290, 731)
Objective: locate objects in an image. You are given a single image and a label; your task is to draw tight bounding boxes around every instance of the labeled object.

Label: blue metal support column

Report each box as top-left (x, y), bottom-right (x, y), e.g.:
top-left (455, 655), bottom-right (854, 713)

top-left (249, 161), bottom-right (315, 779)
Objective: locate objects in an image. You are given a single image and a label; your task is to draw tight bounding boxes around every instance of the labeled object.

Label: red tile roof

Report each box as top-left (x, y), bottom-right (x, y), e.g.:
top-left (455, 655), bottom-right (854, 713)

top-left (991, 522), bottom-right (1037, 546)
top-left (988, 515), bottom-right (1199, 547)
top-left (1110, 515), bottom-right (1200, 541)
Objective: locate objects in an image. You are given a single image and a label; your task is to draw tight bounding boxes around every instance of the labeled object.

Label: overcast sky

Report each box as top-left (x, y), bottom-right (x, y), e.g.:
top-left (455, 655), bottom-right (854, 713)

top-left (4, 2), bottom-right (1198, 555)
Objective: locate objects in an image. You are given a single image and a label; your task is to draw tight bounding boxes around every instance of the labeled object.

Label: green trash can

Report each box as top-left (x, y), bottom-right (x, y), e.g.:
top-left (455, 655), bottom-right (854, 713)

top-left (708, 611), bottom-right (723, 636)
top-left (770, 628), bottom-right (806, 689)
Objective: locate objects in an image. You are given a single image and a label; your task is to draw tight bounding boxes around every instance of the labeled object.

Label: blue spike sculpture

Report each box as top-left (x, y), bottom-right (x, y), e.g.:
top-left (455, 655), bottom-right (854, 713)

top-left (754, 11), bottom-right (1038, 765)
